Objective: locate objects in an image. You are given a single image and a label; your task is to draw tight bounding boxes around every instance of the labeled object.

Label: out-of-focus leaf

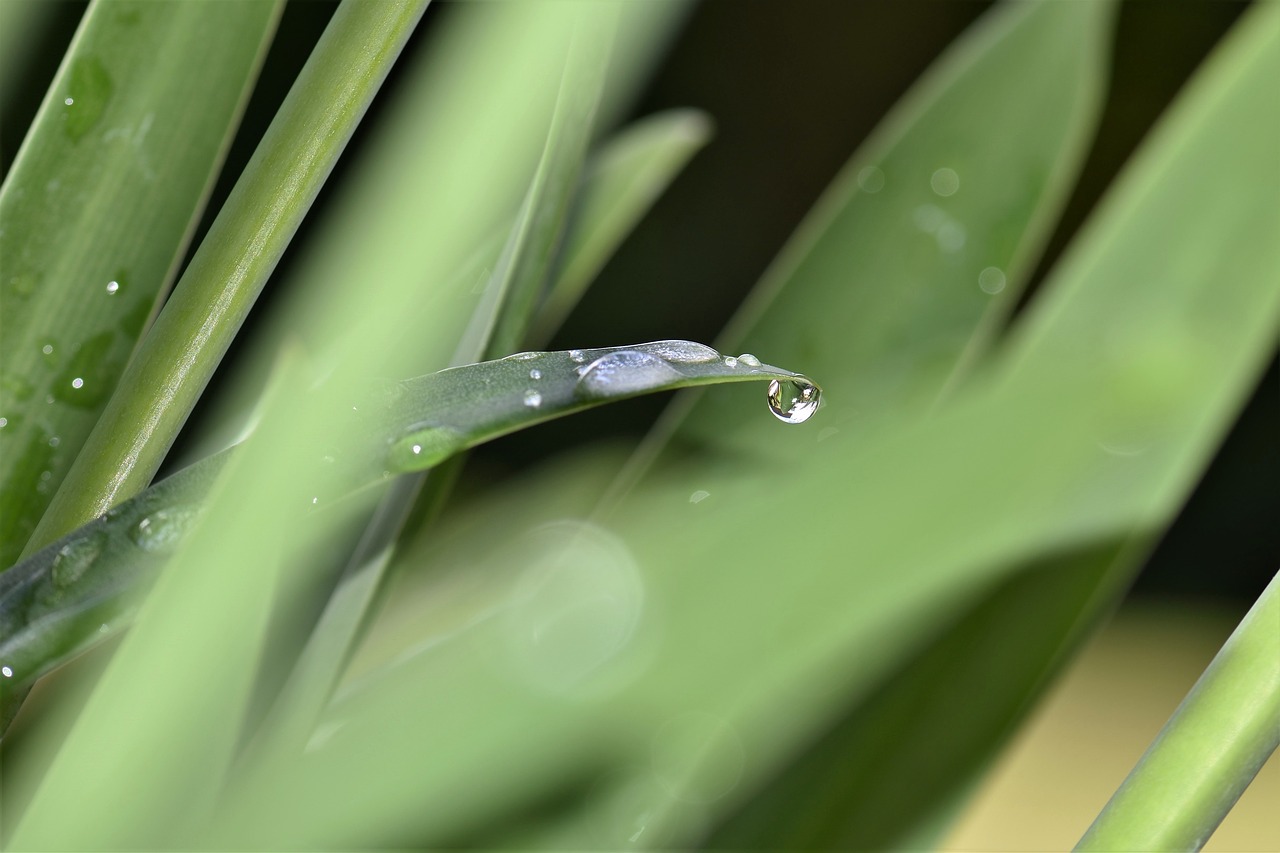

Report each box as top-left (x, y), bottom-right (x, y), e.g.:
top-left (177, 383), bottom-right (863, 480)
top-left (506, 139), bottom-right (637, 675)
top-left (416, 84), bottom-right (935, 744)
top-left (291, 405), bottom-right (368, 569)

top-left (528, 108), bottom-right (713, 347)
top-left (0, 0), bottom-right (281, 568)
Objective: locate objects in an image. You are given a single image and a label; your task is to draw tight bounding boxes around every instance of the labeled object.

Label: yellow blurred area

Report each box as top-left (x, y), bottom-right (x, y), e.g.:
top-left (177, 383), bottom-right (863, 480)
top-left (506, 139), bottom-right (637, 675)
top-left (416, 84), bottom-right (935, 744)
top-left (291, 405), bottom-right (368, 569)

top-left (944, 602), bottom-right (1279, 852)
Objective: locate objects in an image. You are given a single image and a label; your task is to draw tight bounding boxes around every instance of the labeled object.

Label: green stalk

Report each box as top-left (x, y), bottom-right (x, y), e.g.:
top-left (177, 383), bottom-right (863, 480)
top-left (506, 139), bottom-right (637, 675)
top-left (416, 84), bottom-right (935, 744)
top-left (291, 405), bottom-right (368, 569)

top-left (1076, 570), bottom-right (1280, 851)
top-left (24, 0), bottom-right (429, 555)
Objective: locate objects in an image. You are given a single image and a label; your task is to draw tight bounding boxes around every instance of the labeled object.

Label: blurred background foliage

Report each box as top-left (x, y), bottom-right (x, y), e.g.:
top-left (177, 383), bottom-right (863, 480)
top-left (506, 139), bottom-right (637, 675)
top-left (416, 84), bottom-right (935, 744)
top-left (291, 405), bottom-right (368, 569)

top-left (1, 0), bottom-right (1275, 849)
top-left (5, 2), bottom-right (1270, 604)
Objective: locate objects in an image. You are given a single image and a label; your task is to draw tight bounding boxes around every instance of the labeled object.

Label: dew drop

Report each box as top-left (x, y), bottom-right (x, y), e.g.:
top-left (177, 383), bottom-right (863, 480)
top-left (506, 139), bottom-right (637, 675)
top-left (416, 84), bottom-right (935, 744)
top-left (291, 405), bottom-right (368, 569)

top-left (857, 165), bottom-right (885, 193)
top-left (524, 389), bottom-right (543, 408)
top-left (737, 353), bottom-right (761, 368)
top-left (1, 665), bottom-right (12, 678)
top-left (105, 280), bottom-right (119, 294)
top-left (529, 368), bottom-right (542, 380)
top-left (767, 378), bottom-right (822, 424)
top-left (0, 418), bottom-right (7, 429)
top-left (130, 504), bottom-right (201, 554)
top-left (569, 349), bottom-right (586, 363)
top-left (724, 356), bottom-right (738, 368)
top-left (386, 426), bottom-right (463, 473)
top-left (576, 351), bottom-right (682, 399)
top-left (930, 167), bottom-right (960, 197)
top-left (635, 340), bottom-right (720, 364)
top-left (70, 377), bottom-right (84, 390)
top-left (41, 343), bottom-right (54, 356)
top-left (978, 266), bottom-right (1006, 294)
top-left (64, 97), bottom-right (74, 106)
top-left (51, 533), bottom-right (105, 588)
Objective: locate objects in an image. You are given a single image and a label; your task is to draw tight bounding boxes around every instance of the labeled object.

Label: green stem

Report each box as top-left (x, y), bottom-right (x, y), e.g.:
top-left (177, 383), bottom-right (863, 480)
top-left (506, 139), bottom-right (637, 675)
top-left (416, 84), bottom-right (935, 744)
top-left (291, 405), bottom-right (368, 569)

top-left (1076, 570), bottom-right (1280, 851)
top-left (23, 0), bottom-right (429, 555)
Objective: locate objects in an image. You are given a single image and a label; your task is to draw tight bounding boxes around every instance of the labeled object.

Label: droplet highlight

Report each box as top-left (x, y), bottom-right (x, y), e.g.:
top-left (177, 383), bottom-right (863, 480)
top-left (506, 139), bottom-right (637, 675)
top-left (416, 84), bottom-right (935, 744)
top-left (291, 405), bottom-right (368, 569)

top-left (737, 353), bottom-right (761, 368)
top-left (130, 505), bottom-right (201, 554)
top-left (767, 378), bottom-right (822, 424)
top-left (51, 533), bottom-right (106, 588)
top-left (634, 340), bottom-right (720, 364)
top-left (529, 368), bottom-right (541, 380)
top-left (523, 389), bottom-right (543, 408)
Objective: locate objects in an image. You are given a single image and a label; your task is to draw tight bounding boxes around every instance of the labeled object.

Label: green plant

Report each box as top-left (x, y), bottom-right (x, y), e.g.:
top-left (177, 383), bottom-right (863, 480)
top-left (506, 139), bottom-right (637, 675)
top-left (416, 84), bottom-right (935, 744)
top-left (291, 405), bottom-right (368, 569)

top-left (0, 0), bottom-right (1276, 849)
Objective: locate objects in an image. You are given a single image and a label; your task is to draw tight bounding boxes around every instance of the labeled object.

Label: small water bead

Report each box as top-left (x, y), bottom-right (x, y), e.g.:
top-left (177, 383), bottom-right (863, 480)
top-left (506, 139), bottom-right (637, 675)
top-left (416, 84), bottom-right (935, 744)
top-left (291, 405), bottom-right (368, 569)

top-left (978, 266), bottom-right (1006, 294)
top-left (70, 378), bottom-right (84, 390)
top-left (64, 97), bottom-right (74, 106)
top-left (857, 165), bottom-right (885, 193)
top-left (524, 389), bottom-right (543, 408)
top-left (386, 426), bottom-right (463, 473)
top-left (2, 666), bottom-right (11, 678)
top-left (51, 533), bottom-right (105, 588)
top-left (529, 368), bottom-right (541, 380)
top-left (767, 378), bottom-right (822, 424)
top-left (723, 356), bottom-right (738, 368)
top-left (569, 349), bottom-right (586, 363)
top-left (130, 504), bottom-right (201, 554)
top-left (931, 167), bottom-right (960, 197)
top-left (576, 351), bottom-right (683, 399)
top-left (634, 340), bottom-right (719, 364)
top-left (105, 280), bottom-right (119, 294)
top-left (41, 344), bottom-right (53, 356)
top-left (737, 353), bottom-right (761, 368)
top-left (0, 418), bottom-right (7, 428)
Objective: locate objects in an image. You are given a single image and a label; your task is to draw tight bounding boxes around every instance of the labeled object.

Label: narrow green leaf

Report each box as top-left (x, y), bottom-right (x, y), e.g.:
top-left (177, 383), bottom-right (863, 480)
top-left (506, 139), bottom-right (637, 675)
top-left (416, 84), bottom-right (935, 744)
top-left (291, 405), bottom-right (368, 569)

top-left (0, 0), bottom-right (282, 568)
top-left (1077, 570), bottom-right (1280, 852)
top-left (23, 0), bottom-right (429, 554)
top-left (0, 341), bottom-right (817, 705)
top-left (527, 108), bottom-right (712, 348)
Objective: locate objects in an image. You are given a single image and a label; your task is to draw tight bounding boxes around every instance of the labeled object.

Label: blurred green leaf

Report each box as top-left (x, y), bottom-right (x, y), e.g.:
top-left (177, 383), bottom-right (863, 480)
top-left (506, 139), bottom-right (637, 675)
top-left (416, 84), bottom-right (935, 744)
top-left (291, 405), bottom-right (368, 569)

top-left (528, 108), bottom-right (713, 347)
top-left (0, 0), bottom-right (281, 568)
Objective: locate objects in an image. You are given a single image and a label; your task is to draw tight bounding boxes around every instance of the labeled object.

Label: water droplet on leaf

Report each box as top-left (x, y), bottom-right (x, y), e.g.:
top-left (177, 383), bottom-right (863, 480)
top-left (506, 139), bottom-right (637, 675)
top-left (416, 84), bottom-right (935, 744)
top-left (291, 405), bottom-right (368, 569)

top-left (524, 389), bottom-right (543, 408)
top-left (737, 353), bottom-right (761, 368)
top-left (767, 378), bottom-right (822, 424)
top-left (576, 351), bottom-right (682, 399)
top-left (635, 340), bottom-right (719, 364)
top-left (529, 368), bottom-right (541, 380)
top-left (569, 349), bottom-right (586, 363)
top-left (130, 505), bottom-right (201, 554)
top-left (51, 533), bottom-right (106, 588)
top-left (386, 427), bottom-right (463, 473)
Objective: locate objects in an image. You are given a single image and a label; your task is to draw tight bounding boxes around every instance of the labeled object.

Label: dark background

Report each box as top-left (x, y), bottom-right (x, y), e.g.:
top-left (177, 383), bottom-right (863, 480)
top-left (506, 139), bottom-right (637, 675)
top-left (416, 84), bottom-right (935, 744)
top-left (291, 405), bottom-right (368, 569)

top-left (4, 0), bottom-right (1273, 605)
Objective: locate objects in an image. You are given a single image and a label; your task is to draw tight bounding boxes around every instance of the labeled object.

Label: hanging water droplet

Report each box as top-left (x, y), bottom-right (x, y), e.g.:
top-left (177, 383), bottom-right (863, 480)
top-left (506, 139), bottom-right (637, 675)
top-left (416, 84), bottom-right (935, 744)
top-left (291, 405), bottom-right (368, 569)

top-left (569, 349), bottom-right (586, 363)
top-left (130, 504), bottom-right (201, 554)
top-left (767, 378), bottom-right (822, 424)
top-left (524, 389), bottom-right (543, 408)
top-left (724, 356), bottom-right (738, 368)
top-left (576, 351), bottom-right (682, 399)
top-left (386, 426), bottom-right (463, 473)
top-left (51, 532), bottom-right (106, 588)
top-left (529, 368), bottom-right (542, 380)
top-left (635, 340), bottom-right (720, 364)
top-left (737, 353), bottom-right (761, 368)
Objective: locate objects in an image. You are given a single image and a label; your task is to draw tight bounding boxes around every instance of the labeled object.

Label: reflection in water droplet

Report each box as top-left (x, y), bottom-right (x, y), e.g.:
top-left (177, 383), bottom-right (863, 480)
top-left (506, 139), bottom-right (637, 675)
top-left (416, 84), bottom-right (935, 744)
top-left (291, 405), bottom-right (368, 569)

top-left (529, 368), bottom-right (541, 380)
top-left (105, 280), bottom-right (119, 294)
top-left (523, 389), bottom-right (542, 408)
top-left (70, 378), bottom-right (84, 389)
top-left (386, 426), bottom-right (463, 473)
top-left (52, 533), bottom-right (106, 588)
top-left (978, 266), bottom-right (1006, 294)
top-left (504, 521), bottom-right (643, 694)
top-left (689, 490), bottom-right (710, 504)
top-left (737, 353), bottom-right (761, 368)
top-left (634, 340), bottom-right (719, 364)
top-left (857, 165), bottom-right (885, 193)
top-left (767, 378), bottom-right (822, 424)
top-left (723, 356), bottom-right (738, 368)
top-left (130, 505), bottom-right (201, 554)
top-left (931, 167), bottom-right (960, 196)
top-left (651, 712), bottom-right (745, 803)
top-left (64, 97), bottom-right (74, 106)
top-left (576, 351), bottom-right (682, 399)
top-left (569, 349), bottom-right (586, 363)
